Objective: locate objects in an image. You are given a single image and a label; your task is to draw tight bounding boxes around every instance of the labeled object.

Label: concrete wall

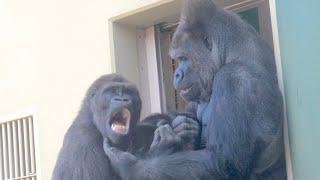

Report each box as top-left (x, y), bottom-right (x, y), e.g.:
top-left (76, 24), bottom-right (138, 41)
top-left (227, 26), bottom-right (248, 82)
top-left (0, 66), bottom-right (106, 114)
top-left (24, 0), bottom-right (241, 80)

top-left (275, 0), bottom-right (320, 179)
top-left (0, 0), bottom-right (161, 179)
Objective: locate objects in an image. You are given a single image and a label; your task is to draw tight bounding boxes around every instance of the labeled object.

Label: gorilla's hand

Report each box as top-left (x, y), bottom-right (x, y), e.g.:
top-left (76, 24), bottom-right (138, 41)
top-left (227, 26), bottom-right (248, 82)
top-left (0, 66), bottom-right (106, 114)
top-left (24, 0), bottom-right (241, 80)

top-left (172, 116), bottom-right (200, 150)
top-left (149, 124), bottom-right (182, 156)
top-left (103, 138), bottom-right (137, 177)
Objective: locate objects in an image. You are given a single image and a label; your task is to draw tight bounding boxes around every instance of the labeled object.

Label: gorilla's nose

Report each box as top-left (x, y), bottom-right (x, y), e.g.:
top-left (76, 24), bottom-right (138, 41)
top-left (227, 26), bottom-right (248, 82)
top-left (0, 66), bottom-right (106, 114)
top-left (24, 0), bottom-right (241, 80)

top-left (111, 96), bottom-right (131, 104)
top-left (114, 97), bottom-right (129, 102)
top-left (173, 69), bottom-right (184, 88)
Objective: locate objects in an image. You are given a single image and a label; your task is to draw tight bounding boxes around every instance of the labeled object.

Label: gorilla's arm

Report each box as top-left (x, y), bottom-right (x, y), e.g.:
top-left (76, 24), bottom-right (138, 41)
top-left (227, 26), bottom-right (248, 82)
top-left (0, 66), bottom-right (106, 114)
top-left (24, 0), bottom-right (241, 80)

top-left (104, 64), bottom-right (283, 179)
top-left (53, 123), bottom-right (119, 180)
top-left (129, 113), bottom-right (190, 157)
top-left (52, 74), bottom-right (142, 180)
top-left (130, 106), bottom-right (200, 157)
top-left (104, 143), bottom-right (214, 180)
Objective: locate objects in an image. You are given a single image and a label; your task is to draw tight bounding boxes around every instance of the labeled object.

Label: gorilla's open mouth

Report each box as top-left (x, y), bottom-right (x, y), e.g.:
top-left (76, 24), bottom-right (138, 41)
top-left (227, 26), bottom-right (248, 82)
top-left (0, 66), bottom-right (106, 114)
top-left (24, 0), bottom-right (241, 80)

top-left (109, 108), bottom-right (131, 135)
top-left (181, 86), bottom-right (192, 94)
top-left (180, 85), bottom-right (193, 97)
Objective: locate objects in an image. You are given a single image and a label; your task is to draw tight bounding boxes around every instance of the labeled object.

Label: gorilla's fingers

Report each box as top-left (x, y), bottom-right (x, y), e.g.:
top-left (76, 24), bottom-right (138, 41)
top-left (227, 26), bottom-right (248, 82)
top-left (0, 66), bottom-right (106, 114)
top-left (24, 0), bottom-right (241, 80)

top-left (103, 138), bottom-right (111, 152)
top-left (158, 125), bottom-right (182, 147)
top-left (177, 130), bottom-right (198, 139)
top-left (172, 116), bottom-right (198, 129)
top-left (156, 120), bottom-right (168, 127)
top-left (119, 151), bottom-right (137, 162)
top-left (150, 124), bottom-right (182, 154)
top-left (103, 139), bottom-right (137, 179)
top-left (150, 129), bottom-right (161, 148)
top-left (173, 122), bottom-right (199, 134)
top-left (158, 124), bottom-right (174, 139)
top-left (103, 138), bottom-right (119, 157)
top-left (104, 139), bottom-right (137, 164)
top-left (103, 138), bottom-right (127, 157)
top-left (172, 116), bottom-right (186, 128)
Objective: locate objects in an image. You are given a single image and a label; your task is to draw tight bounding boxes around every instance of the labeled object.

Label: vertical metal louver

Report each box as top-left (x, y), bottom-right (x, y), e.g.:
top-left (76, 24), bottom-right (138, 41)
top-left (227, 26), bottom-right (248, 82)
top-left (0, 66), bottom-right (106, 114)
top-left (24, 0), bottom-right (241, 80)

top-left (0, 112), bottom-right (40, 180)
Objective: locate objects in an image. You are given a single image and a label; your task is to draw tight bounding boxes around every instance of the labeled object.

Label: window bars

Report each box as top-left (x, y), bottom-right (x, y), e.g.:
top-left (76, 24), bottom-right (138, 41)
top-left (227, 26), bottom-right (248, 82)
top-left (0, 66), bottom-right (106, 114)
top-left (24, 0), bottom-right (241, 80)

top-left (0, 112), bottom-right (40, 180)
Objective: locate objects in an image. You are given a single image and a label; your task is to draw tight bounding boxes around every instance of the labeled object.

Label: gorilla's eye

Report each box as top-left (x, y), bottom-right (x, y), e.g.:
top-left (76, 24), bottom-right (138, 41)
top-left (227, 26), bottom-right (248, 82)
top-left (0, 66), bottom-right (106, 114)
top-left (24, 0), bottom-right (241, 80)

top-left (107, 87), bottom-right (123, 95)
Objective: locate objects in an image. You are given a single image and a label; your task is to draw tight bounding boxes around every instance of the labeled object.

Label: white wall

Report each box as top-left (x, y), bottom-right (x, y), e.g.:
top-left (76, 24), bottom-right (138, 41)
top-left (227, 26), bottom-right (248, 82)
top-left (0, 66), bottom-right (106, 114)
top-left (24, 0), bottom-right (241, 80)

top-left (0, 0), bottom-right (162, 179)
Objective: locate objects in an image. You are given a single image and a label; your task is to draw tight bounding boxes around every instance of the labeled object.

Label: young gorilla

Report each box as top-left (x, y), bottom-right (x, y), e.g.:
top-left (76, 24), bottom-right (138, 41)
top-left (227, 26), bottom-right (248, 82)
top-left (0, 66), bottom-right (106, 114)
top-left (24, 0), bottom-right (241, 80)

top-left (52, 74), bottom-right (180, 180)
top-left (52, 74), bottom-right (141, 180)
top-left (131, 110), bottom-right (200, 158)
top-left (104, 0), bottom-right (287, 179)
top-left (52, 74), bottom-right (192, 180)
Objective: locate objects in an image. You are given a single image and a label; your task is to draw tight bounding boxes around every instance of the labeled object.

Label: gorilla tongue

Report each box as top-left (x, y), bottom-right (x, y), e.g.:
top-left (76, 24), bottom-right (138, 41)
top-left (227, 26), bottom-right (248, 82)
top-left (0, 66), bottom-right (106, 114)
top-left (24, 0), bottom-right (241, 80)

top-left (110, 108), bottom-right (131, 134)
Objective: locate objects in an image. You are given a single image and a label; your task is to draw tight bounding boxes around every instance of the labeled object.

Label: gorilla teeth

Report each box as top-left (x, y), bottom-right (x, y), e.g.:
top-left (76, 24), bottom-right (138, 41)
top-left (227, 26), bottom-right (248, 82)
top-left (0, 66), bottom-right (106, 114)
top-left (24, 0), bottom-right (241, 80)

top-left (181, 86), bottom-right (192, 94)
top-left (111, 123), bottom-right (128, 134)
top-left (109, 108), bottom-right (131, 134)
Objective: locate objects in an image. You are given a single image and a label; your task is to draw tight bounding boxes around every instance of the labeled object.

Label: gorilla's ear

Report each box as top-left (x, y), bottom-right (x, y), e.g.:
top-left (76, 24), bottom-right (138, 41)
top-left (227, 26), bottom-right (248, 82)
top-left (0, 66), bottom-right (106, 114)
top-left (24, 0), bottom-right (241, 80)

top-left (203, 35), bottom-right (213, 51)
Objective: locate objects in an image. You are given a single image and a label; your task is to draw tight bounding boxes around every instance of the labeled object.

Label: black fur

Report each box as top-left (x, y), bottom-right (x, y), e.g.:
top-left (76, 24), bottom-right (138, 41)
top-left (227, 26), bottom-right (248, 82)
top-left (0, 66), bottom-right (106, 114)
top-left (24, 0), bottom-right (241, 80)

top-left (104, 0), bottom-right (286, 179)
top-left (130, 113), bottom-right (184, 157)
top-left (52, 74), bottom-right (192, 180)
top-left (52, 74), bottom-right (142, 180)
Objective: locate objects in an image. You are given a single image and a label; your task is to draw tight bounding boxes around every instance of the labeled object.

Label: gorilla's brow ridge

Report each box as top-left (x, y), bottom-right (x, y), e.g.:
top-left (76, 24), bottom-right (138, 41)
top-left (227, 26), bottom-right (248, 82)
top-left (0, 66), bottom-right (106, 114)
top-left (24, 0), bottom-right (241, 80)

top-left (102, 82), bottom-right (138, 94)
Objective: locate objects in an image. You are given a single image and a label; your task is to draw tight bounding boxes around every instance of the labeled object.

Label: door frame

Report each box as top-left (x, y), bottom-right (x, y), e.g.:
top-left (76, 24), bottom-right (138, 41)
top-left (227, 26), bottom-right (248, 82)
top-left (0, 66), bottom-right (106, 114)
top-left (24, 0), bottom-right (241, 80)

top-left (108, 0), bottom-right (293, 177)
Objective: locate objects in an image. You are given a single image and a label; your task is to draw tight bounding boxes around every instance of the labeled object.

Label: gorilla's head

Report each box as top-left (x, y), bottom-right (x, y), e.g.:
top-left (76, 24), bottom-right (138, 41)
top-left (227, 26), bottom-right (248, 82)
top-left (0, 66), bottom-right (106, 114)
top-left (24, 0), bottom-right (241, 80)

top-left (85, 74), bottom-right (141, 149)
top-left (170, 0), bottom-right (230, 102)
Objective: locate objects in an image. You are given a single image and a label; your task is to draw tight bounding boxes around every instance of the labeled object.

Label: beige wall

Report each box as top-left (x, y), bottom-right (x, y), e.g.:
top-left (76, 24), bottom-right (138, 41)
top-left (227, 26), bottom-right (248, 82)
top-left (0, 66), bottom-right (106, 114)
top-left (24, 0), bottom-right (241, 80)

top-left (0, 0), bottom-right (161, 179)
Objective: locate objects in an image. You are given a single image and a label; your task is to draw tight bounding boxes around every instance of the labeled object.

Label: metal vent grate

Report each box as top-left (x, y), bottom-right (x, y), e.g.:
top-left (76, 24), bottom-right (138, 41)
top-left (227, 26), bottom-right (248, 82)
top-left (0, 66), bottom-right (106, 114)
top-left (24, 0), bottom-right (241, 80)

top-left (0, 113), bottom-right (39, 180)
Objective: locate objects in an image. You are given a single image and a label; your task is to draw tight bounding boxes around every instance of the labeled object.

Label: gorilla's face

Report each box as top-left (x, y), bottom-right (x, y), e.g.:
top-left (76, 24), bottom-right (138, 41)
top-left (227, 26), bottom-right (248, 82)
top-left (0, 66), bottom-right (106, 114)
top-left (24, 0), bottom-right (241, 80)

top-left (172, 56), bottom-right (202, 102)
top-left (170, 23), bottom-right (220, 102)
top-left (89, 78), bottom-right (141, 148)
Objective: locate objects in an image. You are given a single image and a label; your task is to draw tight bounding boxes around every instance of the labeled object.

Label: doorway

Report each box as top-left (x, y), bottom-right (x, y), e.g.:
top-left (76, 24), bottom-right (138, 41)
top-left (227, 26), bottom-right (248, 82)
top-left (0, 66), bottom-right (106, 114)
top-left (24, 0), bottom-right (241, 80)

top-left (155, 0), bottom-right (274, 113)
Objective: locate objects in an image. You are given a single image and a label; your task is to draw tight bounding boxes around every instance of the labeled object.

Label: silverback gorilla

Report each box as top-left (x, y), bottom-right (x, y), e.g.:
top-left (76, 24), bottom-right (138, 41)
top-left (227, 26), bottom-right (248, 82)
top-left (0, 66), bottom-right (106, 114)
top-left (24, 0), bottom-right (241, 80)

top-left (104, 0), bottom-right (287, 179)
top-left (52, 74), bottom-right (198, 180)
